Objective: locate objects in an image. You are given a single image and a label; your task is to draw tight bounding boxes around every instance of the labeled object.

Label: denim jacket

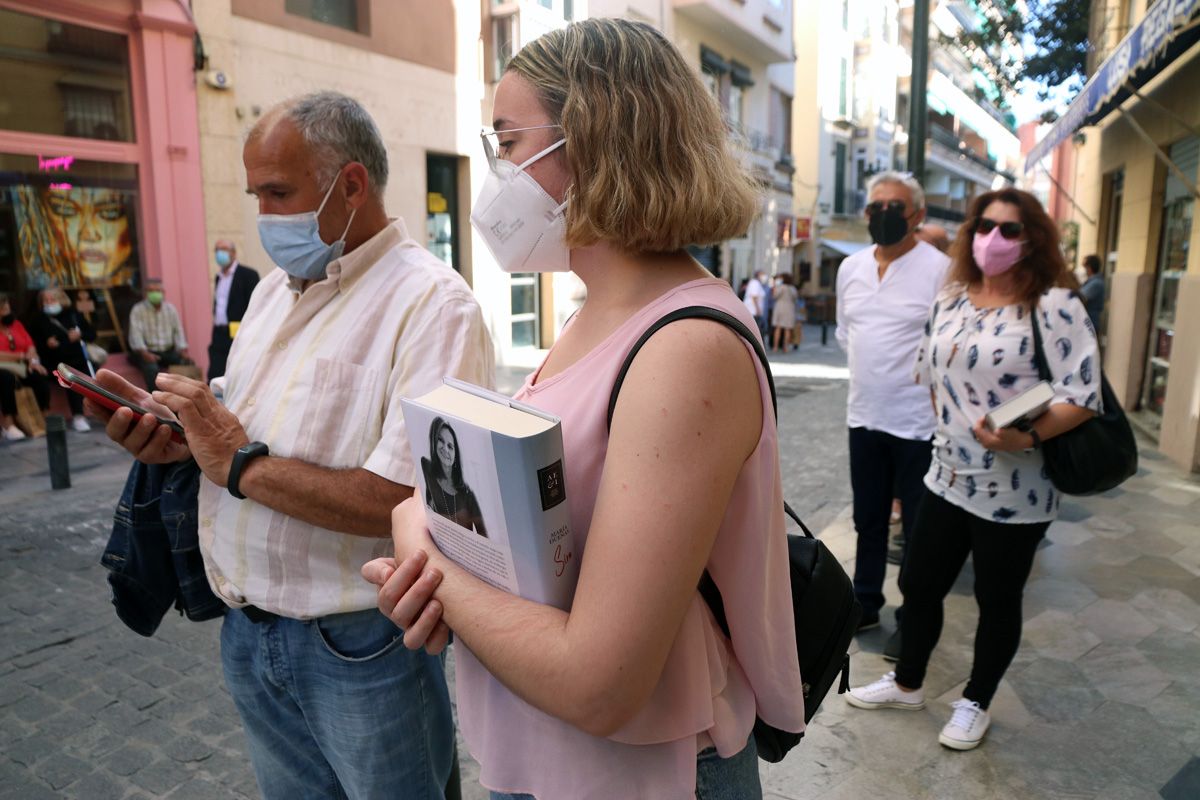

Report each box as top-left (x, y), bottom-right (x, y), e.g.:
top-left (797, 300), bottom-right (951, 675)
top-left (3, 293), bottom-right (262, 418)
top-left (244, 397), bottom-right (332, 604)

top-left (102, 458), bottom-right (226, 636)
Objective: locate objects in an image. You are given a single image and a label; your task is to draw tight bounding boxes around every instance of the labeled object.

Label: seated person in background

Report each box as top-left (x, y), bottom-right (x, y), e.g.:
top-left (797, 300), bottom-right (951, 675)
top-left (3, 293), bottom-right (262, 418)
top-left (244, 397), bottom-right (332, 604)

top-left (127, 278), bottom-right (190, 390)
top-left (423, 417), bottom-right (487, 536)
top-left (1, 291), bottom-right (50, 440)
top-left (28, 287), bottom-right (95, 432)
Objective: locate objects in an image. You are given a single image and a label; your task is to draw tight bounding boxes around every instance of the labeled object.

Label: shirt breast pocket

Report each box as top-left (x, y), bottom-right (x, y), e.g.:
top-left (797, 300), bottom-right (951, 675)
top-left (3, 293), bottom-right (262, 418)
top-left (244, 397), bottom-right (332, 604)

top-left (291, 358), bottom-right (382, 468)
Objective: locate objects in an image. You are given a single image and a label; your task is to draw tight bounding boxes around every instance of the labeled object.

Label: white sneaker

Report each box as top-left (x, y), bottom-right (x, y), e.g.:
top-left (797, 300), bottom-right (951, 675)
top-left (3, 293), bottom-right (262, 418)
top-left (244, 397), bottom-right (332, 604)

top-left (2, 425), bottom-right (26, 441)
top-left (71, 416), bottom-right (91, 432)
top-left (938, 698), bottom-right (990, 750)
top-left (845, 671), bottom-right (926, 710)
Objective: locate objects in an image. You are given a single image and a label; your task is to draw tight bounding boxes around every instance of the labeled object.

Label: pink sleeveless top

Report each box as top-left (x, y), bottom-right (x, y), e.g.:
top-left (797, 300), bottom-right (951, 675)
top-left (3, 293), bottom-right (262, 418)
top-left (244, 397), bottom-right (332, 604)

top-left (456, 278), bottom-right (805, 799)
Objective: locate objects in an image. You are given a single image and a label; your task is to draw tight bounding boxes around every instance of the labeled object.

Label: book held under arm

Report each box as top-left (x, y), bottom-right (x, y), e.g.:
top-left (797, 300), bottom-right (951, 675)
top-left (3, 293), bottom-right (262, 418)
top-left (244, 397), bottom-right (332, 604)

top-left (400, 378), bottom-right (579, 610)
top-left (983, 380), bottom-right (1055, 432)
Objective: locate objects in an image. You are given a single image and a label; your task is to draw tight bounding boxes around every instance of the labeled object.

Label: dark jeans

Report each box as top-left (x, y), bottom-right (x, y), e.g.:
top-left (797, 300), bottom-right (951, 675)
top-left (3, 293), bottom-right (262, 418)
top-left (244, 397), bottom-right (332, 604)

top-left (0, 368), bottom-right (50, 416)
top-left (894, 491), bottom-right (1048, 709)
top-left (848, 426), bottom-right (932, 619)
top-left (207, 324), bottom-right (232, 382)
top-left (129, 348), bottom-right (184, 391)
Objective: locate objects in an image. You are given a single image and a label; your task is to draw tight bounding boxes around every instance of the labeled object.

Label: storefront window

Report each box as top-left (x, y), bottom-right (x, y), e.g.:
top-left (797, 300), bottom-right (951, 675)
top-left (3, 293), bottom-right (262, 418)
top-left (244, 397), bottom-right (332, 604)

top-left (511, 274), bottom-right (539, 348)
top-left (0, 154), bottom-right (142, 352)
top-left (0, 8), bottom-right (134, 142)
top-left (1140, 136), bottom-right (1198, 421)
top-left (426, 155), bottom-right (460, 272)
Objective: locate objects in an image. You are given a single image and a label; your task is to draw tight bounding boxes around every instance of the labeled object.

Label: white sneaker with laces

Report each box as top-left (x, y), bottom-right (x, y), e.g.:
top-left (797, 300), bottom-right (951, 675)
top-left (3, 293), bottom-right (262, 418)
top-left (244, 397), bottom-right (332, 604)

top-left (3, 425), bottom-right (26, 441)
top-left (938, 698), bottom-right (991, 750)
top-left (71, 416), bottom-right (91, 432)
top-left (845, 671), bottom-right (925, 710)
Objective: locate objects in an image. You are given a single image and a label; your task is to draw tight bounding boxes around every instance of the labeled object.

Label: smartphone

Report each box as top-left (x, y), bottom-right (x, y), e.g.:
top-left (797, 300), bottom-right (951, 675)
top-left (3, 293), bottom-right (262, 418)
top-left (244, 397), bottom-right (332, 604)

top-left (54, 362), bottom-right (186, 441)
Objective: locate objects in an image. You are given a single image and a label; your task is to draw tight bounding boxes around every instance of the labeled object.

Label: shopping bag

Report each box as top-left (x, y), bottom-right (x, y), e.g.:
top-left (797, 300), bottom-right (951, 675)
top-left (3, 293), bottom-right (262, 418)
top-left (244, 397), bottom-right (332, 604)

top-left (15, 387), bottom-right (46, 437)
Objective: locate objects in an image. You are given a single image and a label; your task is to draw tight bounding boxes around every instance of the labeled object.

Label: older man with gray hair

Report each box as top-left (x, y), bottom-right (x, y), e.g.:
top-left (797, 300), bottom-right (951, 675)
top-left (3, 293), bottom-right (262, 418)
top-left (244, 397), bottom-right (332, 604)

top-left (836, 171), bottom-right (950, 658)
top-left (90, 91), bottom-right (492, 798)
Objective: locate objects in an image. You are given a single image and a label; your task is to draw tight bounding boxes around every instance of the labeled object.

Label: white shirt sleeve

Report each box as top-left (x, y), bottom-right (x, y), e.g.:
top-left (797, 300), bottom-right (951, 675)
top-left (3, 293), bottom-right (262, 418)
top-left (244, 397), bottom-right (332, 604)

top-left (834, 261), bottom-right (850, 352)
top-left (361, 291), bottom-right (496, 487)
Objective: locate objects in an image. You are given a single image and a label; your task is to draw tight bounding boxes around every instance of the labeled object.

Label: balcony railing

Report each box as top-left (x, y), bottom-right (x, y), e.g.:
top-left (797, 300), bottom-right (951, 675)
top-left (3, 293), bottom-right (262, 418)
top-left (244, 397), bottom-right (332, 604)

top-left (929, 125), bottom-right (1001, 173)
top-left (926, 204), bottom-right (967, 222)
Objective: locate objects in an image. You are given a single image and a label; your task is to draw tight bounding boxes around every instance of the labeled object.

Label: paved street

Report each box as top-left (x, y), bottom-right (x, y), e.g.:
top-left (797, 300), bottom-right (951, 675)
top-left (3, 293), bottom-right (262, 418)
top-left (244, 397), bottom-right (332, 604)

top-left (2, 326), bottom-right (1198, 799)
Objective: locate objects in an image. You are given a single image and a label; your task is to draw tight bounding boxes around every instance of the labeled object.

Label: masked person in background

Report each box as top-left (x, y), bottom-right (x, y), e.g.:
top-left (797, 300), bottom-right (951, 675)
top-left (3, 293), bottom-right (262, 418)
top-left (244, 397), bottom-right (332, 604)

top-left (88, 91), bottom-right (492, 799)
top-left (846, 188), bottom-right (1098, 751)
top-left (127, 278), bottom-right (190, 391)
top-left (29, 287), bottom-right (97, 431)
top-left (207, 240), bottom-right (259, 381)
top-left (835, 172), bottom-right (950, 661)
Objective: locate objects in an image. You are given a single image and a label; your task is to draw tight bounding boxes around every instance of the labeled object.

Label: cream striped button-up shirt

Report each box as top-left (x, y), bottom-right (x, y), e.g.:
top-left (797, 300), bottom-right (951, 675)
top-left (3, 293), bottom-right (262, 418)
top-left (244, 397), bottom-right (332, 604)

top-left (198, 219), bottom-right (495, 619)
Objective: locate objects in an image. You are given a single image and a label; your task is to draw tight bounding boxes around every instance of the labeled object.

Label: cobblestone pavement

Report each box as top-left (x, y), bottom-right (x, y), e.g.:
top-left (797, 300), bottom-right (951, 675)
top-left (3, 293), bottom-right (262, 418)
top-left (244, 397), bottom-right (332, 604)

top-left (3, 329), bottom-right (1197, 799)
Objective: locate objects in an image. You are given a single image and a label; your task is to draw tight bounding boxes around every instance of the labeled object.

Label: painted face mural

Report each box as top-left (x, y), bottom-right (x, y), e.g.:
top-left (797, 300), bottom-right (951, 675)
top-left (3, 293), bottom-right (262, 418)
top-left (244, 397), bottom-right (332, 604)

top-left (11, 184), bottom-right (136, 288)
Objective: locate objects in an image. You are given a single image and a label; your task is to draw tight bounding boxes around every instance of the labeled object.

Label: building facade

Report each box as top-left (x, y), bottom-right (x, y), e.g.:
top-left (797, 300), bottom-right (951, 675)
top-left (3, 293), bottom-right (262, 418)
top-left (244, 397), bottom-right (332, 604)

top-left (0, 0), bottom-right (208, 377)
top-left (1029, 0), bottom-right (1200, 472)
top-left (793, 0), bottom-right (1020, 301)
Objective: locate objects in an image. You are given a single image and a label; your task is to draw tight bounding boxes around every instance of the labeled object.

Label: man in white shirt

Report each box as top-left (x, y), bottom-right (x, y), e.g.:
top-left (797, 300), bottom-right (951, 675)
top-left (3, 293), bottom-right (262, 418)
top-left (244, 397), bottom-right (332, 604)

top-left (835, 171), bottom-right (950, 644)
top-left (91, 92), bottom-right (492, 799)
top-left (742, 270), bottom-right (768, 338)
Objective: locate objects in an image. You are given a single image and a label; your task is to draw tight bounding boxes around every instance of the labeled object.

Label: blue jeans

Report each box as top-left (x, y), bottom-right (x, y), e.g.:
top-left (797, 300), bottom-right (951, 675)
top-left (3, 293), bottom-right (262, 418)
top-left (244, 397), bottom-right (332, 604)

top-left (221, 607), bottom-right (455, 800)
top-left (489, 736), bottom-right (761, 800)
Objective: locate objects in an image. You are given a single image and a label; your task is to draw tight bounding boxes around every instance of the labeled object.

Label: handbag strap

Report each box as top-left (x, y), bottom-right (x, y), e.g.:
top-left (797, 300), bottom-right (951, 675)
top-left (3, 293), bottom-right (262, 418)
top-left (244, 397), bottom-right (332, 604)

top-left (1028, 302), bottom-right (1054, 384)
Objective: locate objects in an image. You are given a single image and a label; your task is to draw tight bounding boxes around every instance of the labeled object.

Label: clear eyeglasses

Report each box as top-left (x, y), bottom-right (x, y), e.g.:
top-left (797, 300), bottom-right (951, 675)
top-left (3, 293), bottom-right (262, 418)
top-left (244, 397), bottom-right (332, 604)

top-left (479, 124), bottom-right (562, 170)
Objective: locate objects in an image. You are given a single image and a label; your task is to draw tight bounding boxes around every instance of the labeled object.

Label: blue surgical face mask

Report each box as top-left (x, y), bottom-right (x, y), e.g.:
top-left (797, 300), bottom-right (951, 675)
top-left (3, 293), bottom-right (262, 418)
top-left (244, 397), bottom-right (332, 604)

top-left (214, 249), bottom-right (232, 268)
top-left (256, 173), bottom-right (356, 281)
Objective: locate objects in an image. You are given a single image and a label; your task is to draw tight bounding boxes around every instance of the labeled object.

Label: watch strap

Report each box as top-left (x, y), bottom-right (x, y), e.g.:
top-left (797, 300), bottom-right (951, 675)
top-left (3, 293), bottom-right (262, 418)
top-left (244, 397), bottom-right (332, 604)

top-left (1028, 429), bottom-right (1042, 450)
top-left (228, 441), bottom-right (269, 500)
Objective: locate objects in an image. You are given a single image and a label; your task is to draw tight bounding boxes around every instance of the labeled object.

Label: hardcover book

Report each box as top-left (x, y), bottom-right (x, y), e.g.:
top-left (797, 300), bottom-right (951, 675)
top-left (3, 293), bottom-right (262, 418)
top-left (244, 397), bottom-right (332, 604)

top-left (400, 379), bottom-right (579, 610)
top-left (984, 380), bottom-right (1055, 432)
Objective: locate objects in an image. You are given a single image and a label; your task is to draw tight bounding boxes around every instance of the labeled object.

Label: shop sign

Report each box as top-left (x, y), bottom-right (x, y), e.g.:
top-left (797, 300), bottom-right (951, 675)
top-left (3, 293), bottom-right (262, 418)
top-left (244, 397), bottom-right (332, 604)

top-left (1026, 0), bottom-right (1200, 172)
top-left (795, 217), bottom-right (812, 242)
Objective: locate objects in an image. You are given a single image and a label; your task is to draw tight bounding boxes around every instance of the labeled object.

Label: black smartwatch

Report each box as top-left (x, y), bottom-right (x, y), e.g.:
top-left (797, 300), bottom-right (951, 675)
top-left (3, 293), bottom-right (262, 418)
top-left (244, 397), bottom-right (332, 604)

top-left (228, 441), bottom-right (269, 500)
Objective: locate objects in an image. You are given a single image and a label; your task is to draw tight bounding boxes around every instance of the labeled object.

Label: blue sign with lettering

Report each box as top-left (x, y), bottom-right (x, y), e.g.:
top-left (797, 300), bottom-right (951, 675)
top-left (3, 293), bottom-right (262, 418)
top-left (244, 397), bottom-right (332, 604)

top-left (1025, 0), bottom-right (1200, 172)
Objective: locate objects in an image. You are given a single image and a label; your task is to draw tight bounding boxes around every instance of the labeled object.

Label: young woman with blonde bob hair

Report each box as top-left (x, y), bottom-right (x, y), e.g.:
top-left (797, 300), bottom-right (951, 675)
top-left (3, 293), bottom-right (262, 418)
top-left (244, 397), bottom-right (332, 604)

top-left (363, 18), bottom-right (805, 800)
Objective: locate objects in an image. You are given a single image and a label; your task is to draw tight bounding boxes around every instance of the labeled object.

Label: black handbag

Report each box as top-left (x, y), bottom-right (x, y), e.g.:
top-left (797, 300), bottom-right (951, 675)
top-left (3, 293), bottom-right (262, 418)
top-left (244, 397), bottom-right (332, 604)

top-left (607, 305), bottom-right (862, 762)
top-left (1029, 298), bottom-right (1138, 495)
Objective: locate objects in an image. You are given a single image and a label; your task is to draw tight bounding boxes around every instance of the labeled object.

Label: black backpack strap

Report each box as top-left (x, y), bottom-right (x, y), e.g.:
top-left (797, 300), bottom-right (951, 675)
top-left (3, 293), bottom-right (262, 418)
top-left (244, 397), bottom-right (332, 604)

top-left (604, 304), bottom-right (811, 640)
top-left (605, 305), bottom-right (777, 430)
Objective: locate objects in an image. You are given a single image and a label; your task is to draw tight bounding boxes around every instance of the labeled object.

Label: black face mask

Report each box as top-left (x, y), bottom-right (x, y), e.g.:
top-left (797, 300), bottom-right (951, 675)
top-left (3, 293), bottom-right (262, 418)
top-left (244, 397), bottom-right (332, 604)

top-left (1, 313), bottom-right (13, 326)
top-left (868, 207), bottom-right (911, 247)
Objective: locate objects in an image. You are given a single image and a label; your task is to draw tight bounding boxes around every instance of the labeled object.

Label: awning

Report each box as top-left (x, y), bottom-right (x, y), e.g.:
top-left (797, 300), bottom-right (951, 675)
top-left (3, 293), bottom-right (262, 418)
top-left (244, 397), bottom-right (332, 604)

top-left (1025, 0), bottom-right (1200, 173)
top-left (821, 239), bottom-right (872, 258)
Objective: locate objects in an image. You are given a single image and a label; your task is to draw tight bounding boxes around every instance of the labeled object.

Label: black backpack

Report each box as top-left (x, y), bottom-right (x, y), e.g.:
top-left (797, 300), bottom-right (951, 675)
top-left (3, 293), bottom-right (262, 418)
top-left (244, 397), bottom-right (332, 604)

top-left (607, 305), bottom-right (863, 763)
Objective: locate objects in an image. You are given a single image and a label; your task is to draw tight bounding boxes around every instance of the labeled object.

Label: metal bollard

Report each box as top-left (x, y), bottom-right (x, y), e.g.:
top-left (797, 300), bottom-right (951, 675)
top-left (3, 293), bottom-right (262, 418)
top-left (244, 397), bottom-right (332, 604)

top-left (821, 321), bottom-right (829, 346)
top-left (45, 414), bottom-right (71, 490)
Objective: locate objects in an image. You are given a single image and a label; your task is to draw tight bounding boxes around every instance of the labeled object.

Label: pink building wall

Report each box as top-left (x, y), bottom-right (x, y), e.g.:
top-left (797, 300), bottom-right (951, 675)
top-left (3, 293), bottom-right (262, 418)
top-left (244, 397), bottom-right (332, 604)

top-left (0, 0), bottom-right (212, 383)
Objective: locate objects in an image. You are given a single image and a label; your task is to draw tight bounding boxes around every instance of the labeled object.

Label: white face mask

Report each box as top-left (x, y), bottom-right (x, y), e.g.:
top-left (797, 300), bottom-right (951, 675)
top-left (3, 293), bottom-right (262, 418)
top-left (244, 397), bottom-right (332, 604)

top-left (471, 137), bottom-right (570, 274)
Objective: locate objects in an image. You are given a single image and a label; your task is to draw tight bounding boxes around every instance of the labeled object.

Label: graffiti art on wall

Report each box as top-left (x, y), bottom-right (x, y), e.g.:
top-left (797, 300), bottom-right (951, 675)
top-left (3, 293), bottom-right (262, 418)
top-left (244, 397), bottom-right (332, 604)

top-left (10, 183), bottom-right (137, 289)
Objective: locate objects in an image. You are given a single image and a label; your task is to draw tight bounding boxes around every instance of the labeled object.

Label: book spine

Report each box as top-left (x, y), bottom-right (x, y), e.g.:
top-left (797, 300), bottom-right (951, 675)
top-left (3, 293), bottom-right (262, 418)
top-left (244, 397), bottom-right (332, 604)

top-left (492, 428), bottom-right (579, 610)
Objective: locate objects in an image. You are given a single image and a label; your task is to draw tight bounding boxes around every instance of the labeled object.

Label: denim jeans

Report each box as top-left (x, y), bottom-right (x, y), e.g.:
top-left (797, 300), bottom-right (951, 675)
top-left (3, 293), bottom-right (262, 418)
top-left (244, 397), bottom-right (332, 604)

top-left (488, 736), bottom-right (761, 800)
top-left (848, 427), bottom-right (933, 620)
top-left (221, 606), bottom-right (455, 800)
